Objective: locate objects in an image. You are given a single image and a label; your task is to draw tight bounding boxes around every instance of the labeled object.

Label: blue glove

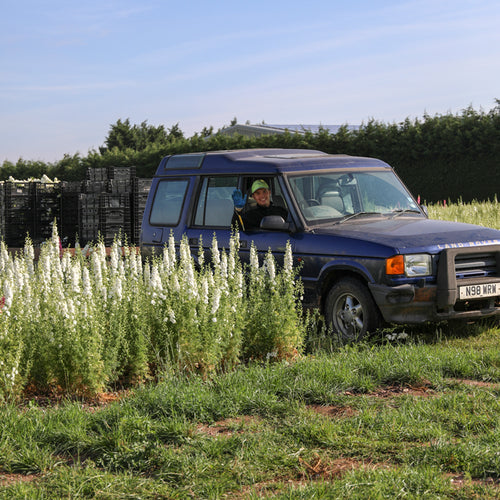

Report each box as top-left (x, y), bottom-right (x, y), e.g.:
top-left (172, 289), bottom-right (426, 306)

top-left (232, 189), bottom-right (247, 210)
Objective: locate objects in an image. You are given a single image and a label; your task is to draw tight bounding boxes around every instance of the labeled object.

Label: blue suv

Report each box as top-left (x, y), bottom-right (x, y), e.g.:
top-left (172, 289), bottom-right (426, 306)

top-left (140, 148), bottom-right (500, 340)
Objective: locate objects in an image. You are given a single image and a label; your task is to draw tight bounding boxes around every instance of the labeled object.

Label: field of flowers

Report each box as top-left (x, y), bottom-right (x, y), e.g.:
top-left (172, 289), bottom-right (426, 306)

top-left (0, 198), bottom-right (498, 402)
top-left (427, 196), bottom-right (499, 229)
top-left (0, 228), bottom-right (303, 401)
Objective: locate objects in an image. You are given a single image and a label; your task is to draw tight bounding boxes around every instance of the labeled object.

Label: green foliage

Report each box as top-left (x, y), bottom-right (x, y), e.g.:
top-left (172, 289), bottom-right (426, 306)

top-left (98, 118), bottom-right (183, 154)
top-left (0, 226), bottom-right (305, 399)
top-left (2, 101), bottom-right (499, 201)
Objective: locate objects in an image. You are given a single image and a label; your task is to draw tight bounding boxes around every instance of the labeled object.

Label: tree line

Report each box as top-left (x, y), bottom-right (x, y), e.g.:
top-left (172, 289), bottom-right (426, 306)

top-left (1, 102), bottom-right (499, 203)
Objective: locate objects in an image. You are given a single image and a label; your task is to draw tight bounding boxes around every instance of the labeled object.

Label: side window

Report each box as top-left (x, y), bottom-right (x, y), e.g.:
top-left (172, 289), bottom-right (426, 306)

top-left (149, 179), bottom-right (188, 226)
top-left (194, 176), bottom-right (238, 227)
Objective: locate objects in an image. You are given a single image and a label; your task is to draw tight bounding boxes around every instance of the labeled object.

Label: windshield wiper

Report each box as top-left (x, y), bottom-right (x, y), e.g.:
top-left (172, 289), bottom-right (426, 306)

top-left (390, 208), bottom-right (422, 218)
top-left (335, 212), bottom-right (381, 224)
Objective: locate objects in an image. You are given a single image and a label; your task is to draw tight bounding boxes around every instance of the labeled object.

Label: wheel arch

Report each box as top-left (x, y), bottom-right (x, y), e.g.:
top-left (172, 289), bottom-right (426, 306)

top-left (318, 263), bottom-right (376, 315)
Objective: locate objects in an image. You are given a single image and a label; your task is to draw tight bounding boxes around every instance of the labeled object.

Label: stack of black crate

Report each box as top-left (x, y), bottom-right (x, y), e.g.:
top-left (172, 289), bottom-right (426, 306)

top-left (32, 181), bottom-right (62, 245)
top-left (79, 168), bottom-right (107, 245)
top-left (4, 180), bottom-right (34, 247)
top-left (60, 181), bottom-right (82, 246)
top-left (101, 166), bottom-right (135, 245)
top-left (132, 178), bottom-right (152, 244)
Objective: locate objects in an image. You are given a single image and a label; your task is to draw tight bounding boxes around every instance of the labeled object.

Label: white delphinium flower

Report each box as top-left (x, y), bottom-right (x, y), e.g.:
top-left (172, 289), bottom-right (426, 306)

top-left (180, 238), bottom-right (190, 264)
top-left (91, 251), bottom-right (103, 289)
top-left (201, 276), bottom-right (209, 304)
top-left (179, 239), bottom-right (198, 298)
top-left (284, 241), bottom-right (293, 276)
top-left (134, 253), bottom-right (142, 281)
top-left (250, 245), bottom-right (259, 275)
top-left (128, 250), bottom-right (138, 277)
top-left (96, 241), bottom-right (107, 264)
top-left (163, 245), bottom-right (171, 273)
top-left (211, 287), bottom-right (221, 314)
top-left (235, 271), bottom-right (244, 299)
top-left (52, 248), bottom-right (63, 282)
top-left (0, 241), bottom-right (10, 273)
top-left (185, 261), bottom-right (198, 299)
top-left (66, 297), bottom-right (76, 320)
top-left (172, 274), bottom-right (180, 293)
top-left (23, 240), bottom-right (35, 277)
top-left (211, 235), bottom-right (220, 269)
top-left (112, 273), bottom-right (123, 301)
top-left (221, 252), bottom-right (228, 280)
top-left (143, 262), bottom-right (151, 286)
top-left (12, 259), bottom-right (25, 292)
top-left (59, 298), bottom-right (69, 319)
top-left (39, 254), bottom-right (52, 291)
top-left (61, 251), bottom-right (71, 275)
top-left (110, 243), bottom-right (119, 272)
top-left (71, 261), bottom-right (81, 294)
top-left (3, 280), bottom-right (13, 308)
top-left (82, 267), bottom-right (92, 297)
top-left (150, 265), bottom-right (163, 292)
top-left (197, 244), bottom-right (204, 268)
top-left (264, 252), bottom-right (276, 284)
top-left (118, 259), bottom-right (125, 283)
top-left (168, 233), bottom-right (176, 268)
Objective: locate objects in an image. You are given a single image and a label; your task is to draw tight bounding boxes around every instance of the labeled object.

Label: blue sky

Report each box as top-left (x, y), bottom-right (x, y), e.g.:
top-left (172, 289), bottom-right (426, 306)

top-left (1, 0), bottom-right (500, 163)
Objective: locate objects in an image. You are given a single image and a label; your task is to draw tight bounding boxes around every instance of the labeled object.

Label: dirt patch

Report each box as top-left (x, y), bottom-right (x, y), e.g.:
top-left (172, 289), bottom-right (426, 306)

top-left (342, 381), bottom-right (436, 399)
top-left (446, 379), bottom-right (500, 389)
top-left (0, 473), bottom-right (39, 487)
top-left (298, 454), bottom-right (387, 480)
top-left (309, 404), bottom-right (358, 418)
top-left (197, 415), bottom-right (260, 437)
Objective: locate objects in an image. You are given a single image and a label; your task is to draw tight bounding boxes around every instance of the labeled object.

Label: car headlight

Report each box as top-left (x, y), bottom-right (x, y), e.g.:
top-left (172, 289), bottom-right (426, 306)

top-left (386, 254), bottom-right (432, 277)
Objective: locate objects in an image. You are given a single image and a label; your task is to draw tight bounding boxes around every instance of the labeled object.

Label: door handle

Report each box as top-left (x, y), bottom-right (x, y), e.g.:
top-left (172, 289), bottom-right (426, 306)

top-left (189, 237), bottom-right (198, 246)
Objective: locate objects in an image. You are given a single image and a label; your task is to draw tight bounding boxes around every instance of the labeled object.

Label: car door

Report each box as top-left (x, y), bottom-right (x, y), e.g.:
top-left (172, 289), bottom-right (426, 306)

top-left (186, 174), bottom-right (295, 267)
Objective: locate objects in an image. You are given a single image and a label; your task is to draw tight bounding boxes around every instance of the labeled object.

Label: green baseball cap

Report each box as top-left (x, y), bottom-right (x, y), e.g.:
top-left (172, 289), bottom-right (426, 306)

top-left (251, 179), bottom-right (269, 194)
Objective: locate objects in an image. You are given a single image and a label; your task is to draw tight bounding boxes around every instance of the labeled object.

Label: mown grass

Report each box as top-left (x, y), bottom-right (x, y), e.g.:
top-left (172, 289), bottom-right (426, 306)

top-left (1, 322), bottom-right (499, 498)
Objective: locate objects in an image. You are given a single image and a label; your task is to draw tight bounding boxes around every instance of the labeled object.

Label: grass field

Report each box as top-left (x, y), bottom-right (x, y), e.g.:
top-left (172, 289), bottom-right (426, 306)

top-left (0, 199), bottom-right (499, 498)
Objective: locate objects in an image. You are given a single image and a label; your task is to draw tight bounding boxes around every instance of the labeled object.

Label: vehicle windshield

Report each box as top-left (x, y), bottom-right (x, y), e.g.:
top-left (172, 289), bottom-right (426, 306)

top-left (288, 170), bottom-right (421, 224)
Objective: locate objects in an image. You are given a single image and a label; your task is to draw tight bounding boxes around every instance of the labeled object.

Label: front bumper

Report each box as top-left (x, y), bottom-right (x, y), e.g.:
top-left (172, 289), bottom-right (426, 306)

top-left (369, 282), bottom-right (500, 324)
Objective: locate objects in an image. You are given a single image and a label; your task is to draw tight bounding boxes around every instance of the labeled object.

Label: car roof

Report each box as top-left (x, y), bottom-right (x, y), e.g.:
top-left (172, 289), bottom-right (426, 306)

top-left (154, 148), bottom-right (391, 176)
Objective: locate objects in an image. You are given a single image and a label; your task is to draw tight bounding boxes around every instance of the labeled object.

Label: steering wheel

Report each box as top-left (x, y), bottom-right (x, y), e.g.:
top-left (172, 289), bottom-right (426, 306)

top-left (306, 199), bottom-right (320, 206)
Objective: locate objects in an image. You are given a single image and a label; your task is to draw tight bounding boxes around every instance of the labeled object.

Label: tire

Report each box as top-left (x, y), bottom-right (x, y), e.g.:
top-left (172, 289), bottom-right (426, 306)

top-left (325, 277), bottom-right (381, 342)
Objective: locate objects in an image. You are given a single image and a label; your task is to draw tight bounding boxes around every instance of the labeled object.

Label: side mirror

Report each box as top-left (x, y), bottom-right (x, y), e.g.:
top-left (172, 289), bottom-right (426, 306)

top-left (420, 205), bottom-right (428, 217)
top-left (260, 215), bottom-right (290, 231)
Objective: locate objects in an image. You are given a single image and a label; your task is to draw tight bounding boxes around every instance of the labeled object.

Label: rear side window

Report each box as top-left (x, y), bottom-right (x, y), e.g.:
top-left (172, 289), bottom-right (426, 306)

top-left (194, 176), bottom-right (238, 227)
top-left (149, 179), bottom-right (188, 226)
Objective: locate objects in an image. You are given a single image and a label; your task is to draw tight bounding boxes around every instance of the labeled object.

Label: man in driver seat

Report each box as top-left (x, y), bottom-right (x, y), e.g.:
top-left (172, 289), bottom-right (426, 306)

top-left (231, 179), bottom-right (288, 231)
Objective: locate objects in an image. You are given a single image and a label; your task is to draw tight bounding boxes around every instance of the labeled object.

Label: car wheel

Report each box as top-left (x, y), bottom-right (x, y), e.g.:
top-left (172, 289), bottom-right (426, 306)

top-left (325, 277), bottom-right (381, 341)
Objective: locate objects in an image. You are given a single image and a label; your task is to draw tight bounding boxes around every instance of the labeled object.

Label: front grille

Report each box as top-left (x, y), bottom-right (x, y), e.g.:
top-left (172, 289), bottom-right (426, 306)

top-left (454, 252), bottom-right (498, 280)
top-left (436, 244), bottom-right (500, 309)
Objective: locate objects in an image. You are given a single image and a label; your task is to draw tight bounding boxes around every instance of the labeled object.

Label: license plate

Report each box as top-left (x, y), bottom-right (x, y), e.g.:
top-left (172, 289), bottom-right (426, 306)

top-left (459, 283), bottom-right (499, 300)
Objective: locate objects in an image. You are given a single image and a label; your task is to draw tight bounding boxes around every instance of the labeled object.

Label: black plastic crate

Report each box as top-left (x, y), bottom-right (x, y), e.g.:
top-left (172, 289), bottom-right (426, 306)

top-left (100, 193), bottom-right (130, 209)
top-left (4, 181), bottom-right (33, 197)
top-left (107, 166), bottom-right (136, 181)
top-left (86, 167), bottom-right (107, 182)
top-left (61, 181), bottom-right (83, 193)
top-left (83, 180), bottom-right (108, 193)
top-left (133, 178), bottom-right (152, 194)
top-left (108, 179), bottom-right (132, 194)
